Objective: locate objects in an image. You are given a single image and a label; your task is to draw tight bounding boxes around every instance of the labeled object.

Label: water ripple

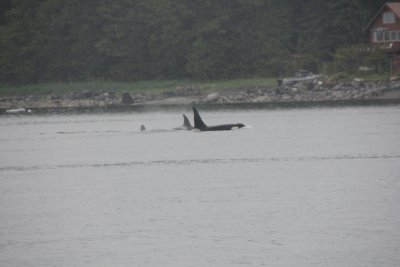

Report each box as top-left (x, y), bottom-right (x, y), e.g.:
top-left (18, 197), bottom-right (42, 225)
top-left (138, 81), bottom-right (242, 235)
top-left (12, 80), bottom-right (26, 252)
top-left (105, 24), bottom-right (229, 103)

top-left (1, 154), bottom-right (400, 173)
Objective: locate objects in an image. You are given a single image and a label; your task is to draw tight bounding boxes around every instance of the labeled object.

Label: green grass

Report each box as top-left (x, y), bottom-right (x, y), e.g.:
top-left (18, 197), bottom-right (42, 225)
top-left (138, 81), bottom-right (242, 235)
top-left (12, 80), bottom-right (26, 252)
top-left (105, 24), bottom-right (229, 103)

top-left (0, 78), bottom-right (277, 96)
top-left (197, 78), bottom-right (277, 91)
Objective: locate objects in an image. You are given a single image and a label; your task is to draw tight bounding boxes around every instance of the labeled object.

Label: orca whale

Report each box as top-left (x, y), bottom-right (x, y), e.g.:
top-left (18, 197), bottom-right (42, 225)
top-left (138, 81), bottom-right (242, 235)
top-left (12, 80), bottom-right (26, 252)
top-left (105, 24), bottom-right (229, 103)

top-left (183, 114), bottom-right (193, 129)
top-left (173, 114), bottom-right (193, 130)
top-left (141, 114), bottom-right (193, 132)
top-left (192, 107), bottom-right (245, 131)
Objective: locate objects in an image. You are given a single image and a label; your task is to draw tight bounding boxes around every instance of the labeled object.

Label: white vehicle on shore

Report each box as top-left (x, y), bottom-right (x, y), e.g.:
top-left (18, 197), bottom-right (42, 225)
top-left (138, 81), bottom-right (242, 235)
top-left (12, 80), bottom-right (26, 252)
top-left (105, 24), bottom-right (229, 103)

top-left (278, 70), bottom-right (323, 86)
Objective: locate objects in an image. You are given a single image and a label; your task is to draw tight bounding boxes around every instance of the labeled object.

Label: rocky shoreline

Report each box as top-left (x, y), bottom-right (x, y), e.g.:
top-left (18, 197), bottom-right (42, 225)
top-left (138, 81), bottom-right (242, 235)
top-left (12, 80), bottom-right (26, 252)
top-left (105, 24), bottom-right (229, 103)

top-left (1, 80), bottom-right (400, 110)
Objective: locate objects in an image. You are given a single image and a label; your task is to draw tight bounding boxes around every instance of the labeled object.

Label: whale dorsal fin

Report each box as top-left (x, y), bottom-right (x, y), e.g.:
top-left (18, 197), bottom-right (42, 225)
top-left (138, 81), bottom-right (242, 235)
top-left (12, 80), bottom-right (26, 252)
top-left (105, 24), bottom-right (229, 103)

top-left (140, 124), bottom-right (146, 131)
top-left (193, 107), bottom-right (207, 130)
top-left (183, 114), bottom-right (192, 129)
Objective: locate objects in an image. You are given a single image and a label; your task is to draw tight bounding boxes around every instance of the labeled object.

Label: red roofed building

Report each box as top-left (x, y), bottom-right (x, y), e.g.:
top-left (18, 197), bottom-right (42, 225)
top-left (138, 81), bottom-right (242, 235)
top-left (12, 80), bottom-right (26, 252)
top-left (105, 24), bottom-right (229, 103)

top-left (365, 2), bottom-right (400, 50)
top-left (365, 2), bottom-right (400, 72)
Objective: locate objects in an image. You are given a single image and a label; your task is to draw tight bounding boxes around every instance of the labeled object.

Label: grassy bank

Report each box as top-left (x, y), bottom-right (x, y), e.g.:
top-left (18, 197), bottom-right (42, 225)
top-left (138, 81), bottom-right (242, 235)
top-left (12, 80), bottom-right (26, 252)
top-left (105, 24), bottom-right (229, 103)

top-left (0, 78), bottom-right (277, 96)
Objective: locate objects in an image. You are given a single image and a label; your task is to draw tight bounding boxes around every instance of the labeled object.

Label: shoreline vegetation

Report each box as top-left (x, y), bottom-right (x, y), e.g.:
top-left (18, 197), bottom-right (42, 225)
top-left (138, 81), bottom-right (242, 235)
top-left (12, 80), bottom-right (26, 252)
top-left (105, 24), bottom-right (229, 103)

top-left (0, 1), bottom-right (386, 84)
top-left (1, 78), bottom-right (400, 111)
top-left (0, 78), bottom-right (277, 96)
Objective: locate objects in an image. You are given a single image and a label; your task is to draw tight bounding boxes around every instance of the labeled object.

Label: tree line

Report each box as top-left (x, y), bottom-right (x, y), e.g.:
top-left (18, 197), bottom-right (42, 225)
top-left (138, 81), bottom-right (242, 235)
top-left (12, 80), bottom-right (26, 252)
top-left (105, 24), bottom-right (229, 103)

top-left (0, 0), bottom-right (388, 84)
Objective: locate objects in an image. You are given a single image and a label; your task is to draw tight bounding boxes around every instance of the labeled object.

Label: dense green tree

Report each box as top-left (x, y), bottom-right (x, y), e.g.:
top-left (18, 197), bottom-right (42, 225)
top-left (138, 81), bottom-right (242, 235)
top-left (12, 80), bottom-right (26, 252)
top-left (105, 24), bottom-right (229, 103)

top-left (0, 0), bottom-right (12, 25)
top-left (35, 0), bottom-right (104, 81)
top-left (0, 0), bottom-right (392, 83)
top-left (0, 0), bottom-right (46, 82)
top-left (252, 0), bottom-right (293, 76)
top-left (145, 0), bottom-right (194, 79)
top-left (186, 0), bottom-right (246, 79)
top-left (95, 0), bottom-right (150, 80)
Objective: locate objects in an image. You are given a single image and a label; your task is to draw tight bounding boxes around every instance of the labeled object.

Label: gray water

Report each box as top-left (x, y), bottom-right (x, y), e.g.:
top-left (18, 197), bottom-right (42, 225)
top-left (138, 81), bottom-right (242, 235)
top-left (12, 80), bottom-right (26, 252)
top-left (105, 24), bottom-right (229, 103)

top-left (1, 105), bottom-right (400, 267)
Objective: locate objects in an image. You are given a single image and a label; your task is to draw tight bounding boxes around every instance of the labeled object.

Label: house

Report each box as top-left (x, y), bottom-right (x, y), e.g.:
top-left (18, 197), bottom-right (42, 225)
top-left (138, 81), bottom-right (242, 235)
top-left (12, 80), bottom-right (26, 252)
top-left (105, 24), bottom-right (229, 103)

top-left (365, 2), bottom-right (400, 72)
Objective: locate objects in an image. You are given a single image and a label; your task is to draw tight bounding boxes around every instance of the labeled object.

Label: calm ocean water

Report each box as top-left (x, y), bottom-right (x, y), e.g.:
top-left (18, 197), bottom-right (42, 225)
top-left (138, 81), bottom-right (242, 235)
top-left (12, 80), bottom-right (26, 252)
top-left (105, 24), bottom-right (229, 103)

top-left (1, 104), bottom-right (400, 266)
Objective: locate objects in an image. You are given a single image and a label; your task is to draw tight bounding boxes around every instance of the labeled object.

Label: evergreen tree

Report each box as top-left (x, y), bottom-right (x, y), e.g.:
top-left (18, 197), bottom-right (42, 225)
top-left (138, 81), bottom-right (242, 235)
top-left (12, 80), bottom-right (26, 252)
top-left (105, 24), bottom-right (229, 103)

top-left (0, 0), bottom-right (392, 83)
top-left (0, 0), bottom-right (46, 82)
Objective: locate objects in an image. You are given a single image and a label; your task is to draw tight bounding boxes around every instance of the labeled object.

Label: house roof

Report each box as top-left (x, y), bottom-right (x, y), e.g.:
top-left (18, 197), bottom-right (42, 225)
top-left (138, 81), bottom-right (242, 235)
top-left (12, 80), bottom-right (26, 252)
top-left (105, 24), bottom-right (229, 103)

top-left (364, 2), bottom-right (400, 31)
top-left (387, 2), bottom-right (400, 17)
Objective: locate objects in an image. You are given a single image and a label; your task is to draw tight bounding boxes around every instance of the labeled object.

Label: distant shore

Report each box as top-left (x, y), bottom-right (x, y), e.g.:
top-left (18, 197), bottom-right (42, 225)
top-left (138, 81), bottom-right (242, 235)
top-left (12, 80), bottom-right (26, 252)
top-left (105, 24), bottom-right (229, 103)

top-left (1, 80), bottom-right (400, 111)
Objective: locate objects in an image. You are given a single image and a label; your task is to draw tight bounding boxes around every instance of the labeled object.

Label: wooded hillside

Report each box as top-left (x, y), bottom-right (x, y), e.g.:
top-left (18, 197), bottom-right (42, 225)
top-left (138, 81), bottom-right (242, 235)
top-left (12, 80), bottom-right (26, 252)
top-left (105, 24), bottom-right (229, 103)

top-left (0, 0), bottom-right (388, 83)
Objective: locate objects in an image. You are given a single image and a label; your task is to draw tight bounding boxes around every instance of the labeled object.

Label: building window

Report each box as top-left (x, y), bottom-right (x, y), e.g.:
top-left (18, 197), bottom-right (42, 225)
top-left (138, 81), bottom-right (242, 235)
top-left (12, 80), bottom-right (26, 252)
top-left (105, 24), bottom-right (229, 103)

top-left (391, 31), bottom-right (397, 41)
top-left (374, 30), bottom-right (384, 42)
top-left (384, 31), bottom-right (390, 41)
top-left (373, 30), bottom-right (400, 42)
top-left (390, 30), bottom-right (400, 41)
top-left (383, 12), bottom-right (395, 24)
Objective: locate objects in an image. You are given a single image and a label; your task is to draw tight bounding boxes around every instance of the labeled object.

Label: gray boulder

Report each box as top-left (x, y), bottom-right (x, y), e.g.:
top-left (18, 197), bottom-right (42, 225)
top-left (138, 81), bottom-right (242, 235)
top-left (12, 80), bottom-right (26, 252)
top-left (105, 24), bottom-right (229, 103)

top-left (121, 92), bottom-right (134, 104)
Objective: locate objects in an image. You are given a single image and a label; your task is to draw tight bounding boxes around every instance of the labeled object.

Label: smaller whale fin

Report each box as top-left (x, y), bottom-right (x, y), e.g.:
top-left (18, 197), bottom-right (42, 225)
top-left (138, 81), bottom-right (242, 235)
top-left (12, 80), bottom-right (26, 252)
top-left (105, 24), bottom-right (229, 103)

top-left (183, 114), bottom-right (193, 129)
top-left (140, 124), bottom-right (146, 131)
top-left (193, 107), bottom-right (207, 130)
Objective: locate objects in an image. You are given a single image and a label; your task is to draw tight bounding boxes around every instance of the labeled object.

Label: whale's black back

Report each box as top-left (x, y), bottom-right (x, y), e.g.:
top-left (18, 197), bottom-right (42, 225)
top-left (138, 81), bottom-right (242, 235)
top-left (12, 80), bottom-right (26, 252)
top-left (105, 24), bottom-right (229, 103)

top-left (193, 107), bottom-right (245, 131)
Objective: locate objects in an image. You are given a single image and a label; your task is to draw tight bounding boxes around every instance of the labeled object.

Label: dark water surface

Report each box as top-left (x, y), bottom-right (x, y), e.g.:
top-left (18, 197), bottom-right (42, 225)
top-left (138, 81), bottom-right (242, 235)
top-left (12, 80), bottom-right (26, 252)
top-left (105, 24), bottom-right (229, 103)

top-left (1, 104), bottom-right (400, 266)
